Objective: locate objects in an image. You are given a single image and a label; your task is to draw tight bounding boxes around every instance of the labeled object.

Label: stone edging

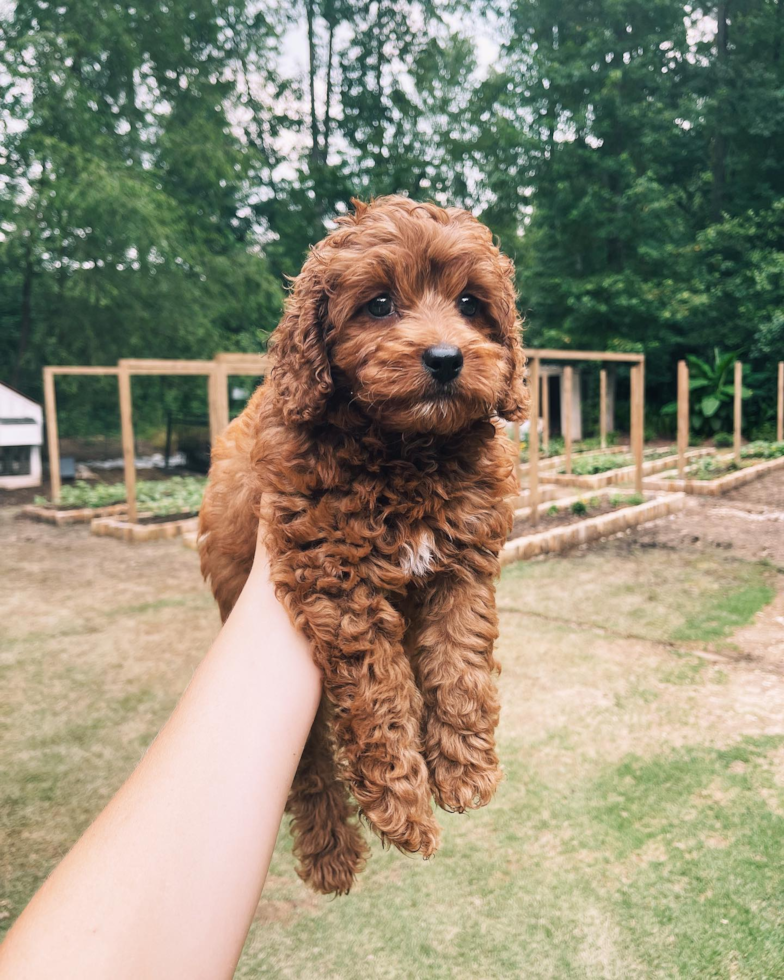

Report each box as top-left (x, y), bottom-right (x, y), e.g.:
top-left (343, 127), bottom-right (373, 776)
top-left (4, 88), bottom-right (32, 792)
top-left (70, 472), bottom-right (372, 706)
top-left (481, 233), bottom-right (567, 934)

top-left (513, 484), bottom-right (561, 508)
top-left (501, 492), bottom-right (686, 566)
top-left (91, 514), bottom-right (199, 543)
top-left (643, 454), bottom-right (784, 496)
top-left (549, 448), bottom-right (713, 489)
top-left (21, 502), bottom-right (129, 525)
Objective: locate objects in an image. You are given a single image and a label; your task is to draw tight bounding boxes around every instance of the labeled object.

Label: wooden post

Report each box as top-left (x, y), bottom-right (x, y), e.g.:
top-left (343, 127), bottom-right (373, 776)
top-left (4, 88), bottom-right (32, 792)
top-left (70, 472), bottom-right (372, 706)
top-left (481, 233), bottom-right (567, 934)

top-left (215, 361), bottom-right (230, 434)
top-left (207, 366), bottom-right (221, 447)
top-left (599, 368), bottom-right (607, 450)
top-left (118, 367), bottom-right (137, 523)
top-left (541, 369), bottom-right (550, 452)
top-left (677, 360), bottom-right (689, 479)
top-left (734, 360), bottom-right (742, 465)
top-left (563, 366), bottom-right (573, 475)
top-left (529, 357), bottom-right (540, 525)
top-left (43, 368), bottom-right (61, 501)
top-left (631, 365), bottom-right (644, 493)
top-left (777, 361), bottom-right (783, 443)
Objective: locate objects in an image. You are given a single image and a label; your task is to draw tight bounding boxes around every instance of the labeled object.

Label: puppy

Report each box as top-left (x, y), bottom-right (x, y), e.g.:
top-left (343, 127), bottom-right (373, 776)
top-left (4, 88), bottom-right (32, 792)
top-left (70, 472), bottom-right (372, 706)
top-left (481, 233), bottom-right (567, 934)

top-left (199, 196), bottom-right (527, 895)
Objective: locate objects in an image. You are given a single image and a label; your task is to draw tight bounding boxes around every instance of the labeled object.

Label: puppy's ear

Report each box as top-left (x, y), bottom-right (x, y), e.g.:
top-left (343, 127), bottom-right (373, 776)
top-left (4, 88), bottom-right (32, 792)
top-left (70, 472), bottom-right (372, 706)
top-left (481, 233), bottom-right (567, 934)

top-left (269, 262), bottom-right (333, 425)
top-left (496, 265), bottom-right (529, 423)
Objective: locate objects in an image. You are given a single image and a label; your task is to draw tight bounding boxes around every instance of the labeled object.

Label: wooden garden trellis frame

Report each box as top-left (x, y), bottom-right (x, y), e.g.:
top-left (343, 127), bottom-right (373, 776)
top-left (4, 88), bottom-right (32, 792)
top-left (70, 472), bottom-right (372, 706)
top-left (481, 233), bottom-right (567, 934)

top-left (675, 359), bottom-right (784, 474)
top-left (43, 353), bottom-right (270, 521)
top-left (521, 348), bottom-right (646, 525)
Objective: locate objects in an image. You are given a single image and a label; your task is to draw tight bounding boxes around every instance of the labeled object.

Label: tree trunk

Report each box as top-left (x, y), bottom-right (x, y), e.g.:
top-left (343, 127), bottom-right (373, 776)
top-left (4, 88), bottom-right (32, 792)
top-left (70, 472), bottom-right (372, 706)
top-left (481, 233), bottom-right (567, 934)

top-left (711, 2), bottom-right (730, 221)
top-left (323, 15), bottom-right (335, 159)
top-left (306, 0), bottom-right (320, 165)
top-left (11, 237), bottom-right (34, 388)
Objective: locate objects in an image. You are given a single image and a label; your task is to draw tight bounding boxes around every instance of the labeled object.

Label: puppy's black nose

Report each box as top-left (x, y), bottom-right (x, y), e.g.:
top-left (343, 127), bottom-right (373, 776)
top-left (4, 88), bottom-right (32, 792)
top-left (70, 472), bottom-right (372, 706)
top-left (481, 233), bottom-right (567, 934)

top-left (422, 345), bottom-right (463, 384)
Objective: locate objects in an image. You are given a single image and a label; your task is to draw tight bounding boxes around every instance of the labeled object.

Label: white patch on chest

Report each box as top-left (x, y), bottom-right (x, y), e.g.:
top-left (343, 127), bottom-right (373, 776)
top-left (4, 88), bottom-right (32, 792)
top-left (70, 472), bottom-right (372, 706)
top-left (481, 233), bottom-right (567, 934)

top-left (400, 530), bottom-right (437, 578)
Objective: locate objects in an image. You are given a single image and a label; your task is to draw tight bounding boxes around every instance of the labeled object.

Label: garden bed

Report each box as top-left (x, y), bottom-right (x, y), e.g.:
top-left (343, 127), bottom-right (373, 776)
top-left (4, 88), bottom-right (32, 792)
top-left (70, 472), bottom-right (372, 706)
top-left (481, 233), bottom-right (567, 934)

top-left (549, 448), bottom-right (712, 489)
top-left (91, 513), bottom-right (199, 543)
top-left (23, 476), bottom-right (206, 528)
top-left (21, 501), bottom-right (130, 525)
top-left (501, 489), bottom-right (686, 566)
top-left (644, 452), bottom-right (784, 496)
top-left (518, 444), bottom-right (628, 477)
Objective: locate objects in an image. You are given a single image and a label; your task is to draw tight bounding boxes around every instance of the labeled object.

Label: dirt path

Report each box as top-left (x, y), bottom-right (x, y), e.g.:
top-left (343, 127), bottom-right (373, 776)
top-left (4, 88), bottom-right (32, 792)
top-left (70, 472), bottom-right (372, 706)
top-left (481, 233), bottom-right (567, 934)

top-left (627, 469), bottom-right (784, 566)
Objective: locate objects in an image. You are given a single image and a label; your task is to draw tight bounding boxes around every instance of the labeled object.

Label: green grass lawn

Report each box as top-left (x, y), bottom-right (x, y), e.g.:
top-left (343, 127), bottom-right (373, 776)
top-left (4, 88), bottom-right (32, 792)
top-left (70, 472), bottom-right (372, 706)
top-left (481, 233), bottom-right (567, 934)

top-left (2, 512), bottom-right (783, 978)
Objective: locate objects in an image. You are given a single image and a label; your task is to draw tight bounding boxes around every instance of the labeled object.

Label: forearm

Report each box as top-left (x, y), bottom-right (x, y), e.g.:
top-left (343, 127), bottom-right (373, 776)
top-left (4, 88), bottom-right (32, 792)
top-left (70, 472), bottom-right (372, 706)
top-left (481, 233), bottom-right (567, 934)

top-left (0, 556), bottom-right (321, 980)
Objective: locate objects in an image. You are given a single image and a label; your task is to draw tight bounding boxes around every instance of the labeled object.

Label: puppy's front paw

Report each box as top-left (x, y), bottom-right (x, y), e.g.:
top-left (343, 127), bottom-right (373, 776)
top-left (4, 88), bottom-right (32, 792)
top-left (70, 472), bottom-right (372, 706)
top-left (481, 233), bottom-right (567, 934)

top-left (360, 795), bottom-right (441, 858)
top-left (426, 731), bottom-right (502, 812)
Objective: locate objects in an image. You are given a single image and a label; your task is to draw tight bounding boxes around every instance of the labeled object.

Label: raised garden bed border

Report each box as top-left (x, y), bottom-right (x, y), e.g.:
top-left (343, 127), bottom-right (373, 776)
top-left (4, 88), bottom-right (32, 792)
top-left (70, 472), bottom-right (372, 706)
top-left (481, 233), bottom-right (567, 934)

top-left (512, 484), bottom-right (562, 509)
top-left (643, 454), bottom-right (784, 496)
top-left (21, 502), bottom-right (130, 525)
top-left (548, 448), bottom-right (713, 489)
top-left (501, 491), bottom-right (686, 566)
top-left (91, 514), bottom-right (199, 543)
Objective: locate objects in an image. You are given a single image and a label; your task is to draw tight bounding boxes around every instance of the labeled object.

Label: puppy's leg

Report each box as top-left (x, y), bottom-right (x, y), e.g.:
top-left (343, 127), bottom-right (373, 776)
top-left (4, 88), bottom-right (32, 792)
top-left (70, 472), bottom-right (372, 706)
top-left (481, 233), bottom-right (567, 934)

top-left (274, 570), bottom-right (440, 857)
top-left (326, 597), bottom-right (440, 856)
top-left (287, 701), bottom-right (368, 895)
top-left (413, 572), bottom-right (502, 812)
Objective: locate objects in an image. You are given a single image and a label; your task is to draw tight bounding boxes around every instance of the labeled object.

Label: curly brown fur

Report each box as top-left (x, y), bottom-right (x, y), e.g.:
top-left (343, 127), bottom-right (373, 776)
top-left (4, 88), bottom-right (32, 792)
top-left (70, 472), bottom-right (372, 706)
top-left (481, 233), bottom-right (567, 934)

top-left (199, 195), bottom-right (527, 895)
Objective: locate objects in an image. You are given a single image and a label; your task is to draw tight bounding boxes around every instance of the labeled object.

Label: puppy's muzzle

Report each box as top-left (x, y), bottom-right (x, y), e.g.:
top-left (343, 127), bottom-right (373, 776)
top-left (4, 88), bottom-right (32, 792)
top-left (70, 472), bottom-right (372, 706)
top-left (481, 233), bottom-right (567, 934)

top-left (422, 345), bottom-right (463, 385)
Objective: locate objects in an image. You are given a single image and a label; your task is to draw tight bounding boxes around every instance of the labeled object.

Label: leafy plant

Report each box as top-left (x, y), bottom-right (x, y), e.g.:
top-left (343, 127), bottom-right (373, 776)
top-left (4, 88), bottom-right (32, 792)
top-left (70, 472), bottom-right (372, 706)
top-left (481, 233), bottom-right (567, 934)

top-left (34, 477), bottom-right (206, 516)
top-left (547, 504), bottom-right (559, 516)
top-left (571, 500), bottom-right (588, 516)
top-left (663, 351), bottom-right (751, 436)
top-left (714, 432), bottom-right (734, 447)
top-left (740, 441), bottom-right (784, 460)
top-left (686, 457), bottom-right (740, 481)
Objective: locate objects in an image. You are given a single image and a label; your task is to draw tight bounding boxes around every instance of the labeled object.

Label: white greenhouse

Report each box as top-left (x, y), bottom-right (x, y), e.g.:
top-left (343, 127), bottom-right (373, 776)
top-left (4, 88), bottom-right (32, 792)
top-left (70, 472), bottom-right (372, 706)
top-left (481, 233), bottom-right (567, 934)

top-left (0, 382), bottom-right (43, 490)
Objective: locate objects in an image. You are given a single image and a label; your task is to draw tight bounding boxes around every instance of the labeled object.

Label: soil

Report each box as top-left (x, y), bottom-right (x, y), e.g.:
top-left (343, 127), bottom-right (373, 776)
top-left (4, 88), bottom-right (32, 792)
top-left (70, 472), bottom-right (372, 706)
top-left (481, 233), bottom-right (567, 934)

top-left (135, 511), bottom-right (198, 526)
top-left (623, 468), bottom-right (784, 566)
top-left (33, 501), bottom-right (124, 512)
top-left (510, 499), bottom-right (629, 539)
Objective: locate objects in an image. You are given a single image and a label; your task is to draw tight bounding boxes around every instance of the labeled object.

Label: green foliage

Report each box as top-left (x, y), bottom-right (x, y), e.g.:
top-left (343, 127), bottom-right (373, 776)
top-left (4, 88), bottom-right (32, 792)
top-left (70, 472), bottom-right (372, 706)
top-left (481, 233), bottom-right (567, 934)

top-left (714, 432), bottom-right (734, 448)
top-left (2, 0), bottom-right (784, 441)
top-left (741, 441), bottom-right (784, 461)
top-left (570, 500), bottom-right (587, 516)
top-left (547, 504), bottom-right (559, 516)
top-left (34, 477), bottom-right (206, 515)
top-left (662, 350), bottom-right (752, 435)
top-left (564, 453), bottom-right (633, 476)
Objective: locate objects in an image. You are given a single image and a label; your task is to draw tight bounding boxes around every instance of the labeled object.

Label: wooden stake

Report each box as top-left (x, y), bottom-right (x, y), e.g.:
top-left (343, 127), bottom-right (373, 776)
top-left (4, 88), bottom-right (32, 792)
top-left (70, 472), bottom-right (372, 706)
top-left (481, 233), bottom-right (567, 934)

top-left (563, 366), bottom-right (573, 475)
top-left (778, 361), bottom-right (783, 444)
top-left (631, 365), bottom-right (644, 494)
top-left (118, 367), bottom-right (137, 523)
top-left (677, 360), bottom-right (689, 479)
top-left (599, 368), bottom-right (607, 450)
top-left (734, 360), bottom-right (742, 465)
top-left (529, 357), bottom-right (540, 525)
top-left (43, 368), bottom-right (61, 502)
top-left (541, 369), bottom-right (550, 452)
top-left (512, 421), bottom-right (522, 488)
top-left (207, 366), bottom-right (221, 447)
top-left (214, 360), bottom-right (230, 434)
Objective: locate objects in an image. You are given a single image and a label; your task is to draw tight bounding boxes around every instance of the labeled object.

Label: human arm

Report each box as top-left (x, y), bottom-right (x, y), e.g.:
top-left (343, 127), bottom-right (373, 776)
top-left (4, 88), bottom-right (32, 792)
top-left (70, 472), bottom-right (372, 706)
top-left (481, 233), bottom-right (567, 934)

top-left (0, 532), bottom-right (321, 980)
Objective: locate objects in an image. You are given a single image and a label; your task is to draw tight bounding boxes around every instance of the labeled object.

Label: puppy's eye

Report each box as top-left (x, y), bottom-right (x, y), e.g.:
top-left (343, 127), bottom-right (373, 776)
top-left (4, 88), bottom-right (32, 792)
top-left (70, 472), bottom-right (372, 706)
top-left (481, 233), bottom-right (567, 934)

top-left (458, 294), bottom-right (479, 317)
top-left (366, 294), bottom-right (394, 318)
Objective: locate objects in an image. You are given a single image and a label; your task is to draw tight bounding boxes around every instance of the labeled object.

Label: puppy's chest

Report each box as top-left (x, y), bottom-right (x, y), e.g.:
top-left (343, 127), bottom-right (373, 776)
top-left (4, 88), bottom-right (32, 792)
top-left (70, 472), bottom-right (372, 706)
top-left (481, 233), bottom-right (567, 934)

top-left (398, 527), bottom-right (439, 579)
